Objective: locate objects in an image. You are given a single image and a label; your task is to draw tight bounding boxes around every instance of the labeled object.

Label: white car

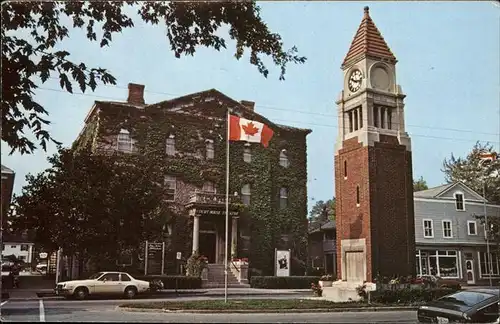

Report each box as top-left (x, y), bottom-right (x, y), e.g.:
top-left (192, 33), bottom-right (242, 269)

top-left (55, 271), bottom-right (150, 300)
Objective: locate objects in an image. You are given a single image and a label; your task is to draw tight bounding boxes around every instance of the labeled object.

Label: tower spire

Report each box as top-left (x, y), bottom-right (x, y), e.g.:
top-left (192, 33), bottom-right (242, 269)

top-left (342, 7), bottom-right (397, 69)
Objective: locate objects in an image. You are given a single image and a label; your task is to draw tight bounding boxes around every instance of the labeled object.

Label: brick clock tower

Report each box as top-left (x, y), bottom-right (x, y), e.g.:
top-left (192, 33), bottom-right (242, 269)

top-left (335, 7), bottom-right (416, 283)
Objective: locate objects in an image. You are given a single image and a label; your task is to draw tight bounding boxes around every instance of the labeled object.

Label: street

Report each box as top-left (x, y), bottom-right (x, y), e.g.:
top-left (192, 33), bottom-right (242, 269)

top-left (1, 297), bottom-right (419, 323)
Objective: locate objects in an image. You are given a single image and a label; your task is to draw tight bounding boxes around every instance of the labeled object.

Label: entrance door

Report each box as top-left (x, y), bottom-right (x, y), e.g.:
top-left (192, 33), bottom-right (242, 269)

top-left (345, 251), bottom-right (364, 282)
top-left (325, 253), bottom-right (335, 275)
top-left (199, 232), bottom-right (217, 263)
top-left (466, 259), bottom-right (475, 284)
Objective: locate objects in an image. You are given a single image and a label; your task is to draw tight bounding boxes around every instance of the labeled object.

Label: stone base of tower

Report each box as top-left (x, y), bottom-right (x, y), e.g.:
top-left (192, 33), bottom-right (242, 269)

top-left (321, 280), bottom-right (376, 302)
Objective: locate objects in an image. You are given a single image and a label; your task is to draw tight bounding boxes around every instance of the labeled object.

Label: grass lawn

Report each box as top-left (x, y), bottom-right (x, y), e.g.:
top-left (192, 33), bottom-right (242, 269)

top-left (120, 299), bottom-right (384, 310)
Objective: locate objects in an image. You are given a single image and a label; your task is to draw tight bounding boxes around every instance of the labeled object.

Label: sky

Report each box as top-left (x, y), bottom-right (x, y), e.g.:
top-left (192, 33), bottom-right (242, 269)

top-left (2, 1), bottom-right (499, 214)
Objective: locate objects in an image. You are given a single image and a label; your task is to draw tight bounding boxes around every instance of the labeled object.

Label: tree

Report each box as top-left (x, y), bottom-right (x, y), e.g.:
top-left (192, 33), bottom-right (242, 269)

top-left (413, 176), bottom-right (429, 192)
top-left (11, 147), bottom-right (171, 266)
top-left (309, 199), bottom-right (336, 224)
top-left (2, 1), bottom-right (306, 155)
top-left (442, 141), bottom-right (500, 254)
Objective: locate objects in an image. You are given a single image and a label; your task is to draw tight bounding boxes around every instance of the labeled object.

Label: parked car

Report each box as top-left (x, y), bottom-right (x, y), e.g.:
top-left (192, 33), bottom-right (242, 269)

top-left (417, 289), bottom-right (499, 323)
top-left (55, 271), bottom-right (150, 300)
top-left (415, 274), bottom-right (461, 290)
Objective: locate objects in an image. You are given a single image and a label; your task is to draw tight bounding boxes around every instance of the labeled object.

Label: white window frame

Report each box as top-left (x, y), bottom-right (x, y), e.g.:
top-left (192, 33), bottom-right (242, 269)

top-left (206, 140), bottom-right (214, 160)
top-left (467, 220), bottom-right (477, 235)
top-left (202, 181), bottom-right (216, 193)
top-left (243, 145), bottom-right (252, 163)
top-left (166, 135), bottom-right (176, 156)
top-left (117, 129), bottom-right (134, 153)
top-left (279, 150), bottom-right (289, 168)
top-left (241, 184), bottom-right (251, 205)
top-left (423, 219), bottom-right (434, 238)
top-left (442, 220), bottom-right (453, 238)
top-left (164, 175), bottom-right (176, 202)
top-left (477, 251), bottom-right (500, 278)
top-left (454, 192), bottom-right (465, 211)
top-left (279, 187), bottom-right (288, 209)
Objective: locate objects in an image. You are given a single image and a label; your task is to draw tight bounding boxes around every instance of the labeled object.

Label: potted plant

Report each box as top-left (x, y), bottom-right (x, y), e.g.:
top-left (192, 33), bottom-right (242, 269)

top-left (319, 274), bottom-right (334, 287)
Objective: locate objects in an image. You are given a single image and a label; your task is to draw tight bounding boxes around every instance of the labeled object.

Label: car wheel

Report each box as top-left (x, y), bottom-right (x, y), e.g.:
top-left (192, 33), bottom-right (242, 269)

top-left (74, 287), bottom-right (88, 300)
top-left (124, 286), bottom-right (137, 299)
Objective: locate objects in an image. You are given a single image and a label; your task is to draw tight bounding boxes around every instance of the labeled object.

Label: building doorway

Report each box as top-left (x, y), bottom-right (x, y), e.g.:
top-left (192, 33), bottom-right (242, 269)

top-left (325, 253), bottom-right (335, 275)
top-left (199, 232), bottom-right (217, 263)
top-left (465, 259), bottom-right (475, 285)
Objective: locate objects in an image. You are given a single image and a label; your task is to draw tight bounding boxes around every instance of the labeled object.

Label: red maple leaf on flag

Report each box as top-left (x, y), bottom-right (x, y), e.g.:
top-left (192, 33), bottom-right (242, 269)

top-left (242, 122), bottom-right (259, 136)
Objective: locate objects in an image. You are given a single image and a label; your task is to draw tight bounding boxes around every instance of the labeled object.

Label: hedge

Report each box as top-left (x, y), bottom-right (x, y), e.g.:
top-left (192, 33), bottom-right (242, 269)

top-left (134, 275), bottom-right (202, 289)
top-left (370, 287), bottom-right (457, 304)
top-left (250, 276), bottom-right (320, 289)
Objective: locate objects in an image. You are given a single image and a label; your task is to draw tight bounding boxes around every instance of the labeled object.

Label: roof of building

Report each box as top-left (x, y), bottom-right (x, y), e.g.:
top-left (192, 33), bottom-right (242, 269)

top-left (91, 89), bottom-right (312, 134)
top-left (309, 220), bottom-right (336, 234)
top-left (342, 6), bottom-right (397, 68)
top-left (1, 165), bottom-right (14, 174)
top-left (413, 183), bottom-right (454, 198)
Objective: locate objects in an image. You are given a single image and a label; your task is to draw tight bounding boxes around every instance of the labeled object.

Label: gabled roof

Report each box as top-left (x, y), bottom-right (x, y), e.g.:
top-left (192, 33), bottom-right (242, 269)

top-left (414, 181), bottom-right (487, 202)
top-left (1, 165), bottom-right (14, 174)
top-left (309, 220), bottom-right (336, 234)
top-left (342, 6), bottom-right (397, 68)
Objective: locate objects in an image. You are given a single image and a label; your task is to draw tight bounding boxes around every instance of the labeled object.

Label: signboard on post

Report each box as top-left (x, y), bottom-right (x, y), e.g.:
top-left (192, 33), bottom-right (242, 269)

top-left (145, 242), bottom-right (165, 276)
top-left (176, 252), bottom-right (182, 260)
top-left (275, 249), bottom-right (291, 277)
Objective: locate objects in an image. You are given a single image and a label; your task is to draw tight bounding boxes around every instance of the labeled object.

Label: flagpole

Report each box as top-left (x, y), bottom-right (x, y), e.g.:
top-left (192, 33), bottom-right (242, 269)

top-left (224, 107), bottom-right (230, 303)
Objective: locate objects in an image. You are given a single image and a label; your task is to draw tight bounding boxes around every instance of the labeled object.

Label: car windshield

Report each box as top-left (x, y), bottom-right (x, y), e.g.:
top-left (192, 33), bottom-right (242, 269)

top-left (88, 272), bottom-right (104, 280)
top-left (439, 291), bottom-right (495, 307)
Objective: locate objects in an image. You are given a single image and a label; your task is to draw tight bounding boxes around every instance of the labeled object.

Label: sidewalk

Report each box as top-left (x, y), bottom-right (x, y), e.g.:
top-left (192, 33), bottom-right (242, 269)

top-left (3, 287), bottom-right (312, 301)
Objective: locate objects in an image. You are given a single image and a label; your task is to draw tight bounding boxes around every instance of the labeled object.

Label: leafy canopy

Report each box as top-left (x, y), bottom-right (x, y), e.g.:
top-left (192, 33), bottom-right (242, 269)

top-left (11, 147), bottom-right (171, 260)
top-left (2, 1), bottom-right (306, 155)
top-left (413, 176), bottom-right (429, 192)
top-left (309, 199), bottom-right (336, 224)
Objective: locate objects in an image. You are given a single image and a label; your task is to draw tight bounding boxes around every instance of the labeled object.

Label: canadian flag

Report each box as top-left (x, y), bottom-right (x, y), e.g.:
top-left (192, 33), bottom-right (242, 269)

top-left (229, 114), bottom-right (274, 147)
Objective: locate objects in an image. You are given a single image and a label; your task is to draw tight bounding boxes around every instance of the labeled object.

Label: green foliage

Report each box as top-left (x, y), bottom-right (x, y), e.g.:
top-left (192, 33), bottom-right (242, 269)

top-left (413, 176), bottom-right (429, 192)
top-left (309, 199), bottom-right (336, 222)
top-left (250, 276), bottom-right (320, 289)
top-left (185, 252), bottom-right (208, 277)
top-left (11, 147), bottom-right (171, 263)
top-left (369, 288), bottom-right (457, 304)
top-left (134, 275), bottom-right (202, 289)
top-left (2, 1), bottom-right (306, 155)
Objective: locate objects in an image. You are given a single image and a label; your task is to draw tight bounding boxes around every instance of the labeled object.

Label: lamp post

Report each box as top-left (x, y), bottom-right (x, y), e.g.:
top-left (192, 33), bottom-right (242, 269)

top-left (478, 152), bottom-right (497, 287)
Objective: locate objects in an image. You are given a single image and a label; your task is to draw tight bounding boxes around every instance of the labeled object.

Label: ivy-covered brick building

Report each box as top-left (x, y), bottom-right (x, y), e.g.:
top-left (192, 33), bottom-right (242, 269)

top-left (73, 84), bottom-right (311, 278)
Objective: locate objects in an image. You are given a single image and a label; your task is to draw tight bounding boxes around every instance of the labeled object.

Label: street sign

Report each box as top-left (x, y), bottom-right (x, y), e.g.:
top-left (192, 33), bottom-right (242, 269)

top-left (39, 252), bottom-right (48, 259)
top-left (176, 252), bottom-right (182, 260)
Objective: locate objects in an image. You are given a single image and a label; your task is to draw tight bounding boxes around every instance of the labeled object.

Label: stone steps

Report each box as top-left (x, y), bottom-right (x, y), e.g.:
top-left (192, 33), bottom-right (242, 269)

top-left (206, 264), bottom-right (248, 288)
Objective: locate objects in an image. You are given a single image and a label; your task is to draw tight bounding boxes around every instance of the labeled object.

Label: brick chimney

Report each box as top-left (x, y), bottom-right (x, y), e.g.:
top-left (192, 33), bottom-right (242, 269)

top-left (240, 100), bottom-right (255, 111)
top-left (127, 83), bottom-right (145, 105)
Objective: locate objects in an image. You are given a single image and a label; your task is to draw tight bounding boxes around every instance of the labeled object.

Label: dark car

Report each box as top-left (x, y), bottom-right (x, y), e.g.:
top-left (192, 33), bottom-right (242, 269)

top-left (417, 289), bottom-right (499, 323)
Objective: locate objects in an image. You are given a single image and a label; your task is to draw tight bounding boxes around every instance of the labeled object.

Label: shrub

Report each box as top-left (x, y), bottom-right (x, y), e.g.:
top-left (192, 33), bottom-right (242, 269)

top-left (320, 274), bottom-right (334, 281)
top-left (185, 252), bottom-right (208, 277)
top-left (311, 283), bottom-right (322, 297)
top-left (250, 276), bottom-right (320, 289)
top-left (134, 275), bottom-right (202, 289)
top-left (370, 287), bottom-right (457, 304)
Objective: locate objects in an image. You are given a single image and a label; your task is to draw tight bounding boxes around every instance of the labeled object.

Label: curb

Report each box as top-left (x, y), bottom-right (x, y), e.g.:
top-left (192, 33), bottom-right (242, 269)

top-left (118, 306), bottom-right (419, 314)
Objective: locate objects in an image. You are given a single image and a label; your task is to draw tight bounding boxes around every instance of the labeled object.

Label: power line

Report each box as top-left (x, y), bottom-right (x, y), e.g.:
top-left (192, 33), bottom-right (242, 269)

top-left (35, 86), bottom-right (499, 145)
top-left (44, 77), bottom-right (500, 137)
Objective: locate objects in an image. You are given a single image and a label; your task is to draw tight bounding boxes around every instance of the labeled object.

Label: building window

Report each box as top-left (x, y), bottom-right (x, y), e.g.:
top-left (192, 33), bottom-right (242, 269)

top-left (166, 135), bottom-right (175, 156)
top-left (353, 109), bottom-right (358, 131)
top-left (202, 181), bottom-right (216, 193)
top-left (117, 129), bottom-right (134, 153)
top-left (241, 184), bottom-right (251, 205)
top-left (442, 220), bottom-right (453, 238)
top-left (11, 245), bottom-right (17, 249)
top-left (164, 175), bottom-right (176, 202)
top-left (348, 112), bottom-right (353, 132)
top-left (423, 219), bottom-right (433, 238)
top-left (359, 107), bottom-right (363, 129)
top-left (373, 106), bottom-right (379, 127)
top-left (356, 186), bottom-right (360, 206)
top-left (417, 250), bottom-right (460, 278)
top-left (380, 107), bottom-right (386, 128)
top-left (243, 146), bottom-right (252, 163)
top-left (18, 256), bottom-right (26, 261)
top-left (344, 160), bottom-right (347, 178)
top-left (206, 140), bottom-right (214, 160)
top-left (454, 193), bottom-right (465, 211)
top-left (279, 187), bottom-right (288, 209)
top-left (279, 150), bottom-right (289, 168)
top-left (387, 108), bottom-right (393, 129)
top-left (20, 244), bottom-right (29, 251)
top-left (478, 252), bottom-right (499, 278)
top-left (467, 221), bottom-right (477, 235)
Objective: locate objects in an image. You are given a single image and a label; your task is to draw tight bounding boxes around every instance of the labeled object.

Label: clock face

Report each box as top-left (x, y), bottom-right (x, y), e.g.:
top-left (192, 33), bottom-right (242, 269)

top-left (348, 69), bottom-right (363, 92)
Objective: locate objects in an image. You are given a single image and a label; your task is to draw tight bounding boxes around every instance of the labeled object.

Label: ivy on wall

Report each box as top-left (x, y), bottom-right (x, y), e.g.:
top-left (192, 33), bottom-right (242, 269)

top-left (74, 94), bottom-right (310, 276)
